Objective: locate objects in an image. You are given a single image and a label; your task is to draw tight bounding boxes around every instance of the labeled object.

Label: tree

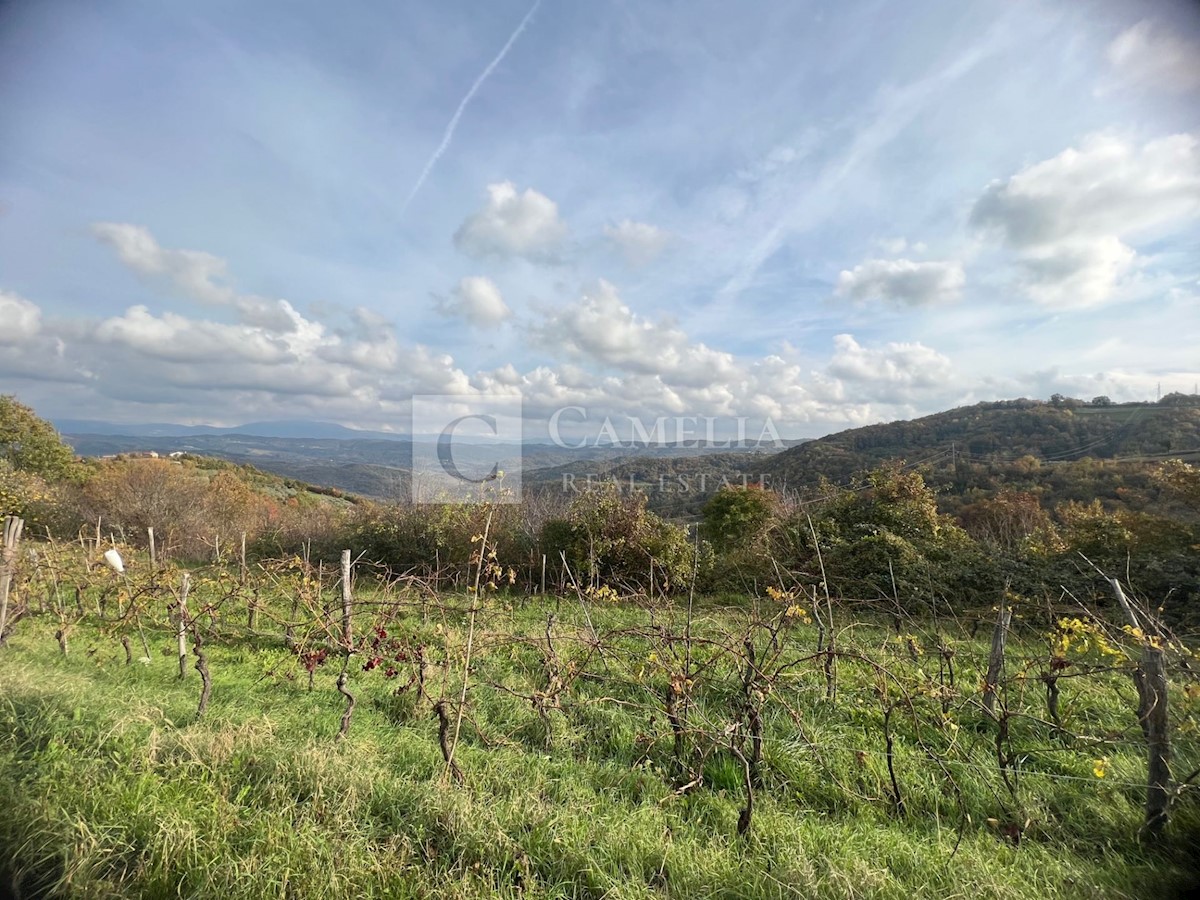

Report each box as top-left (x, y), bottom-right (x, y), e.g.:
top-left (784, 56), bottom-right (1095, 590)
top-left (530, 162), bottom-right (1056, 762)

top-left (701, 484), bottom-right (777, 553)
top-left (204, 471), bottom-right (263, 550)
top-left (0, 460), bottom-right (52, 521)
top-left (1158, 392), bottom-right (1197, 407)
top-left (81, 459), bottom-right (207, 556)
top-left (783, 466), bottom-right (982, 606)
top-left (1153, 460), bottom-right (1200, 508)
top-left (958, 491), bottom-right (1053, 552)
top-left (1091, 395), bottom-right (1113, 407)
top-left (0, 396), bottom-right (76, 482)
top-left (552, 484), bottom-right (697, 595)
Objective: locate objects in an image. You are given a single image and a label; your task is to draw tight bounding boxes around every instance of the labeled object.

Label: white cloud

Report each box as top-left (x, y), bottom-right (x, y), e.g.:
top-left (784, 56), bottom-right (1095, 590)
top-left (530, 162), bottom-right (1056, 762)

top-left (835, 258), bottom-right (964, 306)
top-left (537, 280), bottom-right (739, 389)
top-left (93, 302), bottom-right (472, 398)
top-left (1107, 20), bottom-right (1200, 94)
top-left (94, 306), bottom-right (293, 364)
top-left (827, 334), bottom-right (954, 390)
top-left (1017, 236), bottom-right (1136, 307)
top-left (0, 290), bottom-right (42, 343)
top-left (436, 276), bottom-right (512, 326)
top-left (971, 133), bottom-right (1200, 306)
top-left (3, 269), bottom-right (968, 434)
top-left (525, 288), bottom-right (964, 427)
top-left (91, 222), bottom-right (300, 331)
top-left (21, 218), bottom-right (1177, 437)
top-left (453, 181), bottom-right (568, 262)
top-left (605, 219), bottom-right (670, 266)
top-left (68, 224), bottom-right (485, 416)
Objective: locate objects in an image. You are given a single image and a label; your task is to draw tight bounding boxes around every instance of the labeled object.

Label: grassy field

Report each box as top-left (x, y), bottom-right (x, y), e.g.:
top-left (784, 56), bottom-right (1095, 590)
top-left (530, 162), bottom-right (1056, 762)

top-left (0, 562), bottom-right (1198, 899)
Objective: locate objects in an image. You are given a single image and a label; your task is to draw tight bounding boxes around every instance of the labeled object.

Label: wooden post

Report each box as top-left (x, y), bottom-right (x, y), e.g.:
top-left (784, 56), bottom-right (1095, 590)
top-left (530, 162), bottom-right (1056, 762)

top-left (340, 550), bottom-right (352, 648)
top-left (240, 532), bottom-right (247, 584)
top-left (1109, 577), bottom-right (1171, 841)
top-left (178, 573), bottom-right (191, 680)
top-left (0, 516), bottom-right (26, 646)
top-left (337, 549), bottom-right (355, 738)
top-left (540, 553), bottom-right (547, 596)
top-left (983, 593), bottom-right (1011, 718)
top-left (147, 527), bottom-right (157, 570)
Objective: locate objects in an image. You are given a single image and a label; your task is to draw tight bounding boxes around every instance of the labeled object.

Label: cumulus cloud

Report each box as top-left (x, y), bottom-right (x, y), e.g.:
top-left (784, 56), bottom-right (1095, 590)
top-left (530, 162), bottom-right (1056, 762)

top-left (0, 290), bottom-right (42, 343)
top-left (524, 286), bottom-right (965, 427)
top-left (453, 181), bottom-right (568, 262)
top-left (436, 276), bottom-right (512, 326)
top-left (1107, 20), bottom-right (1200, 94)
top-left (72, 224), bottom-right (482, 418)
top-left (605, 219), bottom-right (670, 267)
top-left (91, 222), bottom-right (299, 330)
top-left (85, 301), bottom-right (465, 401)
top-left (94, 306), bottom-right (294, 364)
top-left (970, 133), bottom-right (1200, 306)
top-left (537, 280), bottom-right (739, 389)
top-left (827, 334), bottom-right (954, 390)
top-left (8, 225), bottom-right (971, 434)
top-left (1016, 236), bottom-right (1136, 307)
top-left (835, 258), bottom-right (964, 306)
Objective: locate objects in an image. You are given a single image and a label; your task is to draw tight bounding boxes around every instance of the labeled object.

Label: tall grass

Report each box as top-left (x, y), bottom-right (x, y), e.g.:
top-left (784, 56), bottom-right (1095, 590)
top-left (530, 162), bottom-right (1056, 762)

top-left (1, 590), bottom-right (1198, 899)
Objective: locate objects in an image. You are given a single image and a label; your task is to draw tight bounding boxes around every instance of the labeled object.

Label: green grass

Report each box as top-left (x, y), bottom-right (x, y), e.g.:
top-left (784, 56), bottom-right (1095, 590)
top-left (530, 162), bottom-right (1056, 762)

top-left (1, 587), bottom-right (1198, 899)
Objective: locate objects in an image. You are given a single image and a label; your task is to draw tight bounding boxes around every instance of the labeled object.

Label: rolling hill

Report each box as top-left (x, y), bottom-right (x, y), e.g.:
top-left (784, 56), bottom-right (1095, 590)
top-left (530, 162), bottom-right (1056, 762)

top-left (761, 397), bottom-right (1200, 492)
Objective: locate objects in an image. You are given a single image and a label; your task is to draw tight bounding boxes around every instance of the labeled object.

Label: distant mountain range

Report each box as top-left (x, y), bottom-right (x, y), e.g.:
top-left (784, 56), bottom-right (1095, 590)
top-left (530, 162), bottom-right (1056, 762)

top-left (52, 418), bottom-right (408, 441)
top-left (59, 423), bottom-right (804, 501)
top-left (58, 398), bottom-right (1200, 512)
top-left (53, 417), bottom-right (806, 448)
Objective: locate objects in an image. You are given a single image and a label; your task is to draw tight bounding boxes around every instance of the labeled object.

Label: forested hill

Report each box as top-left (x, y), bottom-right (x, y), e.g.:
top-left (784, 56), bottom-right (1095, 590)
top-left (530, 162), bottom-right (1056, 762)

top-left (763, 396), bottom-right (1200, 491)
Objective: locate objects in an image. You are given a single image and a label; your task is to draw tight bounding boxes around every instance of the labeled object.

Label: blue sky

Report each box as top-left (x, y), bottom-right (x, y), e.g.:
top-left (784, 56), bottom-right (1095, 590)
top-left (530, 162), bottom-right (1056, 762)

top-left (1, 0), bottom-right (1198, 438)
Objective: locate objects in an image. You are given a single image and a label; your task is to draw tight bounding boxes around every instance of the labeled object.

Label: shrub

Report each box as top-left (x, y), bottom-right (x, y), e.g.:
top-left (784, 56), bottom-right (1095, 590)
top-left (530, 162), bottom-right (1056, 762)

top-left (0, 460), bottom-right (55, 526)
top-left (0, 396), bottom-right (76, 483)
top-left (553, 484), bottom-right (700, 595)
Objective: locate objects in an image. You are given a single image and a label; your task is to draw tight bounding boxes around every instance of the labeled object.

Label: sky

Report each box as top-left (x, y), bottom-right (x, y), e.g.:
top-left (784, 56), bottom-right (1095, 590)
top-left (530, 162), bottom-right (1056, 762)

top-left (1, 0), bottom-right (1198, 440)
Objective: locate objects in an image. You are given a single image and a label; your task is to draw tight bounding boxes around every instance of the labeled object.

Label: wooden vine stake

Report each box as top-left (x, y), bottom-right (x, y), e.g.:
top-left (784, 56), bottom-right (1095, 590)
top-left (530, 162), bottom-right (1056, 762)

top-left (0, 516), bottom-right (25, 647)
top-left (1109, 577), bottom-right (1171, 843)
top-left (177, 573), bottom-right (190, 680)
top-left (177, 572), bottom-right (211, 719)
top-left (983, 592), bottom-right (1011, 718)
top-left (336, 549), bottom-right (356, 739)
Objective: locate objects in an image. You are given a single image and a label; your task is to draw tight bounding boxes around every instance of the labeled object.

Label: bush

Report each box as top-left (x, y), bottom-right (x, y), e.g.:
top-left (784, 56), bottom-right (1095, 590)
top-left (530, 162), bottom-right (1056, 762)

top-left (553, 485), bottom-right (700, 595)
top-left (777, 466), bottom-right (984, 608)
top-left (0, 396), bottom-right (76, 483)
top-left (0, 460), bottom-right (56, 527)
top-left (701, 485), bottom-right (777, 553)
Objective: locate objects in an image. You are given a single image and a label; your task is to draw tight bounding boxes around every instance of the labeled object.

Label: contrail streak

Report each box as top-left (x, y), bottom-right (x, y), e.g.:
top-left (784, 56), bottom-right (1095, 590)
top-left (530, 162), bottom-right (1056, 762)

top-left (401, 0), bottom-right (542, 213)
